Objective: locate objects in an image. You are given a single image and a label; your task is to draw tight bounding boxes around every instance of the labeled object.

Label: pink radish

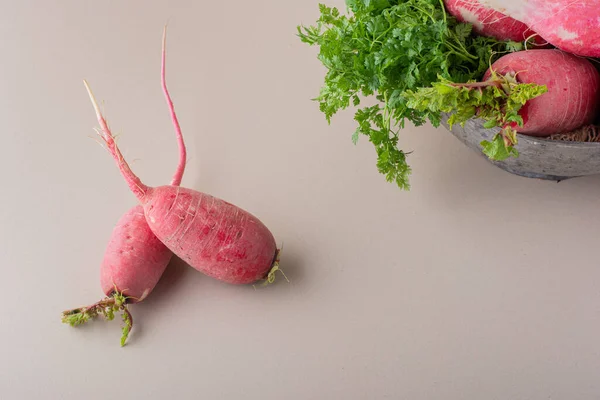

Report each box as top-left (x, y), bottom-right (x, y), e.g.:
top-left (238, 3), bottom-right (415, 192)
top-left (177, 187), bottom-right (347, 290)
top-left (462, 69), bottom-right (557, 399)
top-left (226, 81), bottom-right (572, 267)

top-left (483, 49), bottom-right (600, 136)
top-left (62, 27), bottom-right (186, 346)
top-left (444, 0), bottom-right (545, 44)
top-left (82, 82), bottom-right (284, 289)
top-left (100, 28), bottom-right (186, 302)
top-left (477, 0), bottom-right (600, 57)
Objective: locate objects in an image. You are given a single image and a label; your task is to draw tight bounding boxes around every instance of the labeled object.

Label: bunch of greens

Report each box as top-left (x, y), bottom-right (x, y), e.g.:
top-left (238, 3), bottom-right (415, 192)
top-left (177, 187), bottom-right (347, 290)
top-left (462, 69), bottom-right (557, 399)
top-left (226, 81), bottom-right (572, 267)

top-left (62, 291), bottom-right (133, 347)
top-left (404, 72), bottom-right (548, 160)
top-left (297, 0), bottom-right (528, 189)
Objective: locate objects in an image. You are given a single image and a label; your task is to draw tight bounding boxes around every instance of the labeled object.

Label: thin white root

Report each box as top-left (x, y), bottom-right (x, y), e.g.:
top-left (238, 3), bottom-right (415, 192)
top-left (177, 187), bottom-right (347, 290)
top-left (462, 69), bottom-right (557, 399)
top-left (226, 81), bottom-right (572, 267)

top-left (253, 248), bottom-right (289, 289)
top-left (82, 79), bottom-right (149, 199)
top-left (266, 265), bottom-right (289, 284)
top-left (88, 133), bottom-right (108, 151)
top-left (85, 81), bottom-right (113, 148)
top-left (83, 80), bottom-right (104, 126)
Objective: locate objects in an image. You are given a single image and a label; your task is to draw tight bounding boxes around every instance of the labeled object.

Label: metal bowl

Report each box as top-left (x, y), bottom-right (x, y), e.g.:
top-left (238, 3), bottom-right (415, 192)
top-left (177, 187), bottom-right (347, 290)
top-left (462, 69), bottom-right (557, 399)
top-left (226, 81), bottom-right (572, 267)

top-left (440, 113), bottom-right (600, 181)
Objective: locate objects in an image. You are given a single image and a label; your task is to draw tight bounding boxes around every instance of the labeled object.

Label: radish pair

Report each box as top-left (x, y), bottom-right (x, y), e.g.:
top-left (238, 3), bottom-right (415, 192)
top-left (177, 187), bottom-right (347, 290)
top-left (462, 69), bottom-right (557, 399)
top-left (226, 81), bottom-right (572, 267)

top-left (62, 28), bottom-right (284, 346)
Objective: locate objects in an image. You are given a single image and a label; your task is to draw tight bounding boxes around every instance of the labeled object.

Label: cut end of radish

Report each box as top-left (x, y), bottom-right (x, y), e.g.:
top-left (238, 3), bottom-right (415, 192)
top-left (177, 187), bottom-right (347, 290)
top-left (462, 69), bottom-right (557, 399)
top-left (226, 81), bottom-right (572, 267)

top-left (253, 248), bottom-right (288, 288)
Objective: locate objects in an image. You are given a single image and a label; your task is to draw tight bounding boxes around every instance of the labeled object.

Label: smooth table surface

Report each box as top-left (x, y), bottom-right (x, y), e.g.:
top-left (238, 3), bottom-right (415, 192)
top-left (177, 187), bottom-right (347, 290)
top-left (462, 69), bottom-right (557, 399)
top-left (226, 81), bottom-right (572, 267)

top-left (1, 1), bottom-right (600, 399)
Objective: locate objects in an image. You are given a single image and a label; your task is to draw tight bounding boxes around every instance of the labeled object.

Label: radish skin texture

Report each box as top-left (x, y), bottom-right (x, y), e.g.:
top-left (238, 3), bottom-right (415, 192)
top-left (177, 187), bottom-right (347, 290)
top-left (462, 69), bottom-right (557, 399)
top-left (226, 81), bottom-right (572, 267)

top-left (100, 205), bottom-right (173, 301)
top-left (84, 83), bottom-right (279, 286)
top-left (99, 26), bottom-right (185, 301)
top-left (444, 0), bottom-right (543, 43)
top-left (483, 49), bottom-right (600, 136)
top-left (478, 0), bottom-right (600, 57)
top-left (145, 186), bottom-right (277, 284)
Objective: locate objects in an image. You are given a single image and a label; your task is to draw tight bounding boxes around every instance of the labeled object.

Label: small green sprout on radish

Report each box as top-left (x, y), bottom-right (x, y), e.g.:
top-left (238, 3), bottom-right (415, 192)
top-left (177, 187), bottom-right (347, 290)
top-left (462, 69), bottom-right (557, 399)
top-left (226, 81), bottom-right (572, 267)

top-left (62, 290), bottom-right (133, 347)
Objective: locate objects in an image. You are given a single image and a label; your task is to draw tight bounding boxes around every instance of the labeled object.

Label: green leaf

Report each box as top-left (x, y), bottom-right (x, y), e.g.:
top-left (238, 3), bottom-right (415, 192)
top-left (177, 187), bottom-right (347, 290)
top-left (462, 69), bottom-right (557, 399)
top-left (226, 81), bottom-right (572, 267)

top-left (505, 40), bottom-right (524, 52)
top-left (480, 134), bottom-right (519, 161)
top-left (454, 23), bottom-right (472, 42)
top-left (352, 127), bottom-right (361, 144)
top-left (403, 72), bottom-right (546, 161)
top-left (62, 290), bottom-right (134, 347)
top-left (483, 119), bottom-right (499, 129)
top-left (298, 0), bottom-right (526, 189)
top-left (121, 311), bottom-right (132, 347)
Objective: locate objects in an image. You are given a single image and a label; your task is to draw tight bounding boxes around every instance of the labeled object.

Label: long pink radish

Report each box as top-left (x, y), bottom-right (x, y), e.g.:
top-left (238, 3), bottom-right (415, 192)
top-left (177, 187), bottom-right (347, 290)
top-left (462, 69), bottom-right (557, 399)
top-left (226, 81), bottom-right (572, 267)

top-left (83, 81), bottom-right (283, 289)
top-left (62, 27), bottom-right (186, 347)
top-left (477, 0), bottom-right (600, 57)
top-left (483, 49), bottom-right (600, 136)
top-left (444, 0), bottom-right (545, 44)
top-left (100, 27), bottom-right (186, 303)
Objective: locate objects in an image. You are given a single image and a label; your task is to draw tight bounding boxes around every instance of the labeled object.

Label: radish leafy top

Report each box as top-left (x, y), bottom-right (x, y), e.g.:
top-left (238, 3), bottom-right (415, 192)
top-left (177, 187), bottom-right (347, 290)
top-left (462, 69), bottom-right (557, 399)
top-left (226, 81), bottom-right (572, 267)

top-left (404, 72), bottom-right (548, 161)
top-left (298, 0), bottom-right (525, 189)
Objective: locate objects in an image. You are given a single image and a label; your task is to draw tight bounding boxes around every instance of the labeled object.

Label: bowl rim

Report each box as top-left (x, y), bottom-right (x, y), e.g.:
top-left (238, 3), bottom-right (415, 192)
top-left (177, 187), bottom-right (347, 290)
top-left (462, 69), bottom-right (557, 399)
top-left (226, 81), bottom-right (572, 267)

top-left (516, 132), bottom-right (600, 148)
top-left (441, 113), bottom-right (600, 149)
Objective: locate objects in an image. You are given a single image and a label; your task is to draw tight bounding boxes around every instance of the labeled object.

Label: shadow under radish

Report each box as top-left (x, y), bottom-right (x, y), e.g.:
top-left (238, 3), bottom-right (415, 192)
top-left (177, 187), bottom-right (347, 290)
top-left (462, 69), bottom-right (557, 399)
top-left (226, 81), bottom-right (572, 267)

top-left (129, 241), bottom-right (304, 344)
top-left (127, 256), bottom-right (197, 344)
top-left (141, 256), bottom-right (191, 306)
top-left (274, 244), bottom-right (304, 286)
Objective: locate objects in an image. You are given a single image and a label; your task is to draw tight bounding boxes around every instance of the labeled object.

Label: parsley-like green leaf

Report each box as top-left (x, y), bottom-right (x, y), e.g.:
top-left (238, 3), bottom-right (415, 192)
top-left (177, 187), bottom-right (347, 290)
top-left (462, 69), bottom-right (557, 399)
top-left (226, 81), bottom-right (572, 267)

top-left (61, 290), bottom-right (135, 347)
top-left (298, 0), bottom-right (524, 189)
top-left (481, 133), bottom-right (519, 161)
top-left (404, 72), bottom-right (546, 160)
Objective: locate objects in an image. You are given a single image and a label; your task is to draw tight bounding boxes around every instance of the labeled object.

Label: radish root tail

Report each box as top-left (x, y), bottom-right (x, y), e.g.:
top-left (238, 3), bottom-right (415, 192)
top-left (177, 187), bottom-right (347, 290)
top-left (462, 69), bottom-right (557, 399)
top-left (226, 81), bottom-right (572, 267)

top-left (61, 290), bottom-right (134, 347)
top-left (161, 25), bottom-right (187, 186)
top-left (83, 80), bottom-right (148, 200)
top-left (254, 248), bottom-right (289, 289)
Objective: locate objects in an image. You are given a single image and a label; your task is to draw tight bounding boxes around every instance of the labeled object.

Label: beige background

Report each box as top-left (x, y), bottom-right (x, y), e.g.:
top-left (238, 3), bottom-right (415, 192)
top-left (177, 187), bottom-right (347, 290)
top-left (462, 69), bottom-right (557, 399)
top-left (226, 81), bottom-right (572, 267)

top-left (1, 1), bottom-right (600, 399)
